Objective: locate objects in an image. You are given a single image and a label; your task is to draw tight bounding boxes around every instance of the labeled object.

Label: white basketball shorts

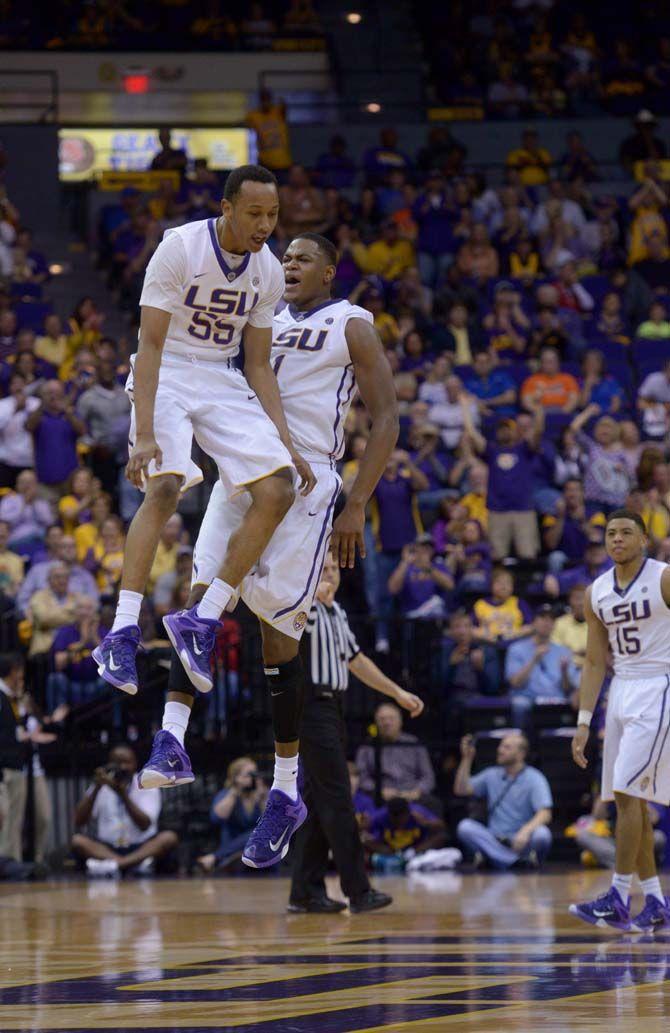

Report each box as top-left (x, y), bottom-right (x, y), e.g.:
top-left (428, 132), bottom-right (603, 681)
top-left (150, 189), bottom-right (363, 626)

top-left (601, 673), bottom-right (670, 805)
top-left (193, 462), bottom-right (342, 640)
top-left (126, 353), bottom-right (293, 496)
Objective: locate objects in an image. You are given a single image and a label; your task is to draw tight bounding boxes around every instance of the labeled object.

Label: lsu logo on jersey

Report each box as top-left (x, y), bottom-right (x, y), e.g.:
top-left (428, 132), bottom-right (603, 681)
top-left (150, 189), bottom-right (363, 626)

top-left (184, 286), bottom-right (259, 346)
top-left (274, 327), bottom-right (329, 352)
top-left (598, 600), bottom-right (651, 625)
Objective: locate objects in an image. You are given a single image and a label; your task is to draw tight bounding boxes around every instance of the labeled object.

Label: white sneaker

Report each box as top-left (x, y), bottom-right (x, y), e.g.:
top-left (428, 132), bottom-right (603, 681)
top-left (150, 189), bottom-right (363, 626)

top-left (375, 638), bottom-right (390, 654)
top-left (86, 858), bottom-right (120, 878)
top-left (134, 857), bottom-right (154, 876)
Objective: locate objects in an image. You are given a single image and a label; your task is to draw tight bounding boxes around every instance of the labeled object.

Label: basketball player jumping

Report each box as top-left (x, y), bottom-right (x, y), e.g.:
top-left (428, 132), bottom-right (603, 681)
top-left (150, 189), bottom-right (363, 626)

top-left (570, 509), bottom-right (670, 932)
top-left (139, 233), bottom-right (399, 868)
top-left (94, 165), bottom-right (315, 695)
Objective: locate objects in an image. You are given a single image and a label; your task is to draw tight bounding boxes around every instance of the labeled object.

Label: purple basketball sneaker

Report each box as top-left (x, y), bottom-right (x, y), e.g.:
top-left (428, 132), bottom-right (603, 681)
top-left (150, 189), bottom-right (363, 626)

top-left (242, 789), bottom-right (307, 869)
top-left (569, 887), bottom-right (631, 931)
top-left (162, 606), bottom-right (218, 693)
top-left (138, 730), bottom-right (195, 790)
top-left (93, 626), bottom-right (141, 695)
top-left (631, 894), bottom-right (670, 933)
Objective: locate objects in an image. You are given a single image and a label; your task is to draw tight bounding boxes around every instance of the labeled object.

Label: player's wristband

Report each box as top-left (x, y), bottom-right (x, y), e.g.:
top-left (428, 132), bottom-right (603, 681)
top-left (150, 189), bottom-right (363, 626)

top-left (577, 709), bottom-right (593, 728)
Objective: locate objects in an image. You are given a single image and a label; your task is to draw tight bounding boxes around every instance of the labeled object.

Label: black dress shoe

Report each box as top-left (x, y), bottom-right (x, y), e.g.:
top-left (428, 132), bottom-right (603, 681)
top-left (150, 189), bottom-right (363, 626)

top-left (349, 889), bottom-right (393, 913)
top-left (287, 895), bottom-right (347, 913)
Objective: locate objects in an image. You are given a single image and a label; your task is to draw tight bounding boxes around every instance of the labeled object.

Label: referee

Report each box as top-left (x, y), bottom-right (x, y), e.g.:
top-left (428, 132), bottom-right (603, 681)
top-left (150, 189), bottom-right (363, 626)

top-left (288, 554), bottom-right (424, 914)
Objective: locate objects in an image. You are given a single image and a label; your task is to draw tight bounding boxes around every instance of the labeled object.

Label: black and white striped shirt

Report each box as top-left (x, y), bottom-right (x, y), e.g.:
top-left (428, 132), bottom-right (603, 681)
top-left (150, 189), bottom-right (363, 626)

top-left (305, 599), bottom-right (361, 692)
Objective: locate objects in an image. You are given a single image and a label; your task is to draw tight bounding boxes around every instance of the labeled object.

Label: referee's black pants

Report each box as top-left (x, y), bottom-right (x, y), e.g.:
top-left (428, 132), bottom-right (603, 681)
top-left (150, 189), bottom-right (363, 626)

top-left (290, 689), bottom-right (370, 903)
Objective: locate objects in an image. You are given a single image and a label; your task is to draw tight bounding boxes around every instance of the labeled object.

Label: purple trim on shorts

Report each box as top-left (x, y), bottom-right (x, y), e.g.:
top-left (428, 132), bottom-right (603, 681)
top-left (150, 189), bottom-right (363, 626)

top-left (331, 364), bottom-right (354, 456)
top-left (654, 682), bottom-right (670, 794)
top-left (273, 482), bottom-right (340, 620)
top-left (613, 558), bottom-right (647, 598)
top-left (207, 219), bottom-right (251, 281)
top-left (625, 675), bottom-right (669, 789)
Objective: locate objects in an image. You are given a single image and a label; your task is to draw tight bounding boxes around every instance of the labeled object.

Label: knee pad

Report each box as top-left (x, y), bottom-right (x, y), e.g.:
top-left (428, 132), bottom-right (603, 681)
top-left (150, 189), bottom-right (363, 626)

top-left (266, 655), bottom-right (304, 744)
top-left (167, 648), bottom-right (196, 698)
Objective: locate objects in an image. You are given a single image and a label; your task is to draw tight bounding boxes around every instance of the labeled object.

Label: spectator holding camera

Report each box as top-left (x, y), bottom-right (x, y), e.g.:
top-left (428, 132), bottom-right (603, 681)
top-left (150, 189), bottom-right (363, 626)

top-left (455, 732), bottom-right (553, 869)
top-left (197, 757), bottom-right (267, 872)
top-left (71, 744), bottom-right (177, 877)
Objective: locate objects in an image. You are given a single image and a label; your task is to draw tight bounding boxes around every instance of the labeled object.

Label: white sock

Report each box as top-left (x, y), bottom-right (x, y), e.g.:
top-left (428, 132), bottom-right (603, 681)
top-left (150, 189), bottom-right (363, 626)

top-left (196, 578), bottom-right (233, 621)
top-left (162, 701), bottom-right (191, 747)
top-left (111, 590), bottom-right (143, 633)
top-left (612, 872), bottom-right (633, 901)
top-left (640, 875), bottom-right (665, 903)
top-left (271, 753), bottom-right (299, 800)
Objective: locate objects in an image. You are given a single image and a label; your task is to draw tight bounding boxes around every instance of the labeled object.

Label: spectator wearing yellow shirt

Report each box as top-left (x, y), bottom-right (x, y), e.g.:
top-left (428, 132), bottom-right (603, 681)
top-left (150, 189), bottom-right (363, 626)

top-left (459, 464), bottom-right (489, 531)
top-left (74, 492), bottom-right (112, 563)
top-left (351, 221), bottom-right (415, 282)
top-left (27, 563), bottom-right (80, 656)
top-left (35, 314), bottom-right (69, 371)
top-left (627, 486), bottom-right (670, 544)
top-left (506, 129), bottom-right (552, 186)
top-left (473, 568), bottom-right (534, 643)
top-left (246, 89), bottom-right (292, 174)
top-left (86, 515), bottom-right (125, 595)
top-left (350, 286), bottom-right (400, 347)
top-left (551, 584), bottom-right (588, 669)
top-left (147, 513), bottom-right (183, 594)
top-left (0, 519), bottom-right (24, 597)
top-left (58, 467), bottom-right (97, 535)
top-left (60, 298), bottom-right (104, 382)
top-left (627, 172), bottom-right (669, 266)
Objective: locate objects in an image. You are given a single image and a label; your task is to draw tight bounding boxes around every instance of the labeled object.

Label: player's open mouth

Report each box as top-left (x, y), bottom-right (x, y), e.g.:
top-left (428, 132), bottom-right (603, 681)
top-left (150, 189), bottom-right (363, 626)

top-left (284, 274), bottom-right (300, 285)
top-left (252, 235), bottom-right (267, 246)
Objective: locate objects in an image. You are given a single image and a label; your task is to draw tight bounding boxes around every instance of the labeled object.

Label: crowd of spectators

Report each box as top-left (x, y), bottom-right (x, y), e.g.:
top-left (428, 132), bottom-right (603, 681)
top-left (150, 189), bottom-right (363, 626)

top-left (0, 0), bottom-right (323, 51)
top-left (3, 99), bottom-right (670, 873)
top-left (418, 0), bottom-right (670, 117)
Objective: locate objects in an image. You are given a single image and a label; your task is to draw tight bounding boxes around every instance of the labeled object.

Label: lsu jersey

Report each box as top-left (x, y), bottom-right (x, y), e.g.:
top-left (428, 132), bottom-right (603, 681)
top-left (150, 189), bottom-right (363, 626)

top-left (140, 218), bottom-right (283, 363)
top-left (592, 557), bottom-right (670, 679)
top-left (271, 298), bottom-right (372, 462)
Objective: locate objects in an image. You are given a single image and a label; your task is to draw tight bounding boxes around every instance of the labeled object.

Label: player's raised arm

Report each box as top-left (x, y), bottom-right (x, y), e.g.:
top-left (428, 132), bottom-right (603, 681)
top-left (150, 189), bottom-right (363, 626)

top-left (126, 306), bottom-right (172, 488)
top-left (242, 322), bottom-right (316, 496)
top-left (331, 318), bottom-right (399, 569)
top-left (571, 585), bottom-right (609, 769)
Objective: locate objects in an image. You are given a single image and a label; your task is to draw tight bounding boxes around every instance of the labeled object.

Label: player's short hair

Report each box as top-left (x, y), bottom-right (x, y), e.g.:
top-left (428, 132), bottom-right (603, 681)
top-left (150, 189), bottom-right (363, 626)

top-left (223, 164), bottom-right (278, 202)
top-left (606, 508), bottom-right (647, 534)
top-left (290, 232), bottom-right (339, 267)
top-left (0, 652), bottom-right (23, 678)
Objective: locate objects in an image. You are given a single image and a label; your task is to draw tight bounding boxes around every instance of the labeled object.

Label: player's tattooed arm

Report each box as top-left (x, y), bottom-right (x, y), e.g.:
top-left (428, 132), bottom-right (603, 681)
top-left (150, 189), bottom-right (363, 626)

top-left (242, 323), bottom-right (316, 495)
top-left (571, 586), bottom-right (608, 770)
top-left (126, 305), bottom-right (171, 488)
top-left (331, 318), bottom-right (399, 569)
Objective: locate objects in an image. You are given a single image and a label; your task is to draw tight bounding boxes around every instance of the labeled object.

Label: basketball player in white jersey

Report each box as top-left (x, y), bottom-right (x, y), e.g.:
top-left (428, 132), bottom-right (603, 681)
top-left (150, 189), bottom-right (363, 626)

top-left (140, 233), bottom-right (399, 869)
top-left (570, 509), bottom-right (670, 931)
top-left (93, 165), bottom-right (315, 698)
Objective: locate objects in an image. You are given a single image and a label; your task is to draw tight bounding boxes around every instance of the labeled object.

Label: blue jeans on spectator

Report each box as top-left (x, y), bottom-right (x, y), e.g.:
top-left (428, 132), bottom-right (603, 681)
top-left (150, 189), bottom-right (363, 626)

top-left (418, 251), bottom-right (453, 289)
top-left (533, 486), bottom-right (561, 516)
top-left (375, 550), bottom-right (400, 647)
top-left (510, 690), bottom-right (564, 729)
top-left (547, 550), bottom-right (568, 573)
top-left (457, 818), bottom-right (552, 869)
top-left (46, 672), bottom-right (121, 727)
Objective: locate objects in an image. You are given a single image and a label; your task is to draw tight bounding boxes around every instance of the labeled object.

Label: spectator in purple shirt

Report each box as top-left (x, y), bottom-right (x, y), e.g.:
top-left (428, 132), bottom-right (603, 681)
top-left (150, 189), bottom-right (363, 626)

top-left (467, 404), bottom-right (544, 560)
top-left (349, 761), bottom-right (377, 829)
top-left (387, 534), bottom-right (455, 617)
top-left (544, 539), bottom-right (612, 598)
top-left (46, 596), bottom-right (110, 712)
top-left (315, 135), bottom-right (356, 190)
top-left (372, 449), bottom-right (429, 652)
top-left (355, 701), bottom-right (437, 804)
top-left (0, 469), bottom-right (53, 558)
top-left (367, 796), bottom-right (446, 856)
top-left (412, 169), bottom-right (457, 287)
top-left (363, 127), bottom-right (413, 186)
top-left (25, 381), bottom-right (85, 496)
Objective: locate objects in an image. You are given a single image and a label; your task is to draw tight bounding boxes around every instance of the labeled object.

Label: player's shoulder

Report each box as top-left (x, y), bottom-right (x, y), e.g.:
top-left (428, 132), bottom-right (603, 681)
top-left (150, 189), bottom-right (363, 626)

top-left (164, 218), bottom-right (210, 245)
top-left (255, 242), bottom-right (283, 273)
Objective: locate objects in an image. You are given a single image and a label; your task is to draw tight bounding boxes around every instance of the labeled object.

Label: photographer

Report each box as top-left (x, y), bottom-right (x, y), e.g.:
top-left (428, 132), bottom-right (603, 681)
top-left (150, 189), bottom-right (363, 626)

top-left (71, 744), bottom-right (177, 877)
top-left (196, 757), bottom-right (268, 873)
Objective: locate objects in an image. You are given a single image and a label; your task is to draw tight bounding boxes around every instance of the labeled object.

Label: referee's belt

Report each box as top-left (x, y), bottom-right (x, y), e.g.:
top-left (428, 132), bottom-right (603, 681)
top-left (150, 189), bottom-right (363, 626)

top-left (307, 684), bottom-right (338, 701)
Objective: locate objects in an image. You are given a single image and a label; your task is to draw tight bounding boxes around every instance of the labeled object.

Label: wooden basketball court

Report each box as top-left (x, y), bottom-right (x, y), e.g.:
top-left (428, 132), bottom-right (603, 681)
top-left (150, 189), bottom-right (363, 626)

top-left (1, 872), bottom-right (669, 1032)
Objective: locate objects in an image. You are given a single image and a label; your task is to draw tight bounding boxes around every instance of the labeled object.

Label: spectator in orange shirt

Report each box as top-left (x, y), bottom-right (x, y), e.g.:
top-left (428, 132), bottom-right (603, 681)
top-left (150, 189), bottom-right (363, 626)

top-left (521, 347), bottom-right (579, 413)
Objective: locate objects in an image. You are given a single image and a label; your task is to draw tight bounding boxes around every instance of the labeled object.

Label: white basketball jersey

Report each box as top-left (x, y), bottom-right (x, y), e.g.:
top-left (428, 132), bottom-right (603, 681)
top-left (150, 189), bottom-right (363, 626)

top-left (271, 299), bottom-right (372, 462)
top-left (139, 218), bottom-right (283, 363)
top-left (593, 558), bottom-right (670, 679)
